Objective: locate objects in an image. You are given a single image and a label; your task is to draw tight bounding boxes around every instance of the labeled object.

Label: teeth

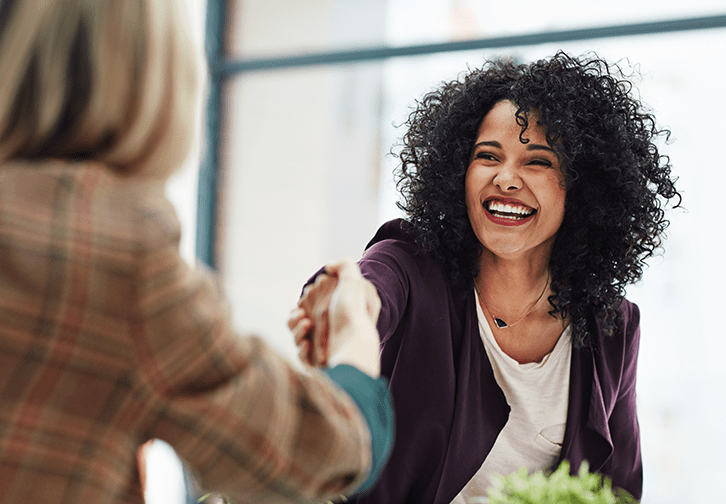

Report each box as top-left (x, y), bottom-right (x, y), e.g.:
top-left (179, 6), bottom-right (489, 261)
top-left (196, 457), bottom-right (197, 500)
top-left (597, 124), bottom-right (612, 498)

top-left (486, 200), bottom-right (534, 218)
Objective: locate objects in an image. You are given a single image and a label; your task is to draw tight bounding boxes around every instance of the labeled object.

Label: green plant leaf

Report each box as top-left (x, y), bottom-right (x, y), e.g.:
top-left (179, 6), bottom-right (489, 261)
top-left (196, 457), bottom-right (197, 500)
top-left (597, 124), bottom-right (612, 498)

top-left (484, 461), bottom-right (637, 504)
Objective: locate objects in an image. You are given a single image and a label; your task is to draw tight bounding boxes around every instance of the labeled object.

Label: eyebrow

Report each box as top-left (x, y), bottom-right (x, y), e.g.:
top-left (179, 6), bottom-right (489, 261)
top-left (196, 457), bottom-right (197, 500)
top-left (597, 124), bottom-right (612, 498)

top-left (472, 140), bottom-right (556, 153)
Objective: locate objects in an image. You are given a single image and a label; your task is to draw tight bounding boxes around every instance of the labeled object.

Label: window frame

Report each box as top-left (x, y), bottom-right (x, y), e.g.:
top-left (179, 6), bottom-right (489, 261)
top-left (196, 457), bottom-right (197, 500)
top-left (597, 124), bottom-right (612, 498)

top-left (196, 6), bottom-right (726, 267)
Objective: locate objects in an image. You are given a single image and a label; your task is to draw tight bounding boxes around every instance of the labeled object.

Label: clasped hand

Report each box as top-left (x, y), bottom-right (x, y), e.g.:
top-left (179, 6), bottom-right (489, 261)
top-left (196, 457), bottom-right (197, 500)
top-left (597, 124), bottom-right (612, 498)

top-left (288, 259), bottom-right (381, 377)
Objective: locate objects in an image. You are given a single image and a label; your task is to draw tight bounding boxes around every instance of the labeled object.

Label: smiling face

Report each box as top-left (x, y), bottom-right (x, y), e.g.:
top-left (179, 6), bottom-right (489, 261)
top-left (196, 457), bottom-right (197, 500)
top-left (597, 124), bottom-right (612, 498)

top-left (465, 100), bottom-right (566, 262)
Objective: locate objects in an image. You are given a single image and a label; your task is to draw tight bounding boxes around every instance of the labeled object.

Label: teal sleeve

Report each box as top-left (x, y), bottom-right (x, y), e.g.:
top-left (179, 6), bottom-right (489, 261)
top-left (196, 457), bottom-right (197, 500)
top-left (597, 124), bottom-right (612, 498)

top-left (323, 364), bottom-right (394, 496)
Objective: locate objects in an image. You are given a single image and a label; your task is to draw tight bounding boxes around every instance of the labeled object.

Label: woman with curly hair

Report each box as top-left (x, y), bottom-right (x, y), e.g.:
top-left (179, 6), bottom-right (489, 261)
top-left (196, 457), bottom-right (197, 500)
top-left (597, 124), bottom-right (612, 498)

top-left (294, 51), bottom-right (680, 503)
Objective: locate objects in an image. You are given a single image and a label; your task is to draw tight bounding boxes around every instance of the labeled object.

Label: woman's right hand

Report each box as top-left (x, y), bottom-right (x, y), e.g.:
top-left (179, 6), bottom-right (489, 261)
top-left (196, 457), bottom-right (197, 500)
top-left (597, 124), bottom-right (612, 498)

top-left (289, 259), bottom-right (381, 377)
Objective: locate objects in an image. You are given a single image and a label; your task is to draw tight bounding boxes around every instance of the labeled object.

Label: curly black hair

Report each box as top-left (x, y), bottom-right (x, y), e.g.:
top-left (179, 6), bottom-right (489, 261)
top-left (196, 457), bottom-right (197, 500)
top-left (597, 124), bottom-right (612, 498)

top-left (394, 51), bottom-right (681, 346)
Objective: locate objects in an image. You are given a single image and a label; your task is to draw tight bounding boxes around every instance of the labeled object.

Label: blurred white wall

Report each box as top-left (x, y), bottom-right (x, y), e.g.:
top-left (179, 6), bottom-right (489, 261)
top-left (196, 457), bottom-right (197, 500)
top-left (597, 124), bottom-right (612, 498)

top-left (165, 0), bottom-right (206, 266)
top-left (218, 0), bottom-right (387, 361)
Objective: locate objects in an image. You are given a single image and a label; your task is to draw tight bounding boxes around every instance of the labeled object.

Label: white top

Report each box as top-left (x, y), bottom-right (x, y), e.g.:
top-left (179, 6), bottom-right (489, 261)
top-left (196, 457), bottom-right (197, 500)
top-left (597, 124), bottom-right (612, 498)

top-left (451, 291), bottom-right (572, 504)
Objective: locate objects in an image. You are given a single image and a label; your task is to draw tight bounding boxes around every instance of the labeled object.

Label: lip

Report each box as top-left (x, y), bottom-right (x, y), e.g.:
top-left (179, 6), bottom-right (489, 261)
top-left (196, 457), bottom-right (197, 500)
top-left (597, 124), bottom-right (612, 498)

top-left (483, 196), bottom-right (534, 206)
top-left (483, 196), bottom-right (537, 227)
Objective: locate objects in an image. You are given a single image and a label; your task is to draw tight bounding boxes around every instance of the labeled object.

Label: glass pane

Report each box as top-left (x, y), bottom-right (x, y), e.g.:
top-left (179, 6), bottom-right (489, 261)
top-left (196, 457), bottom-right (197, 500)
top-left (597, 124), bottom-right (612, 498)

top-left (227, 0), bottom-right (388, 59)
top-left (227, 0), bottom-right (725, 58)
top-left (218, 62), bottom-right (386, 360)
top-left (386, 0), bottom-right (725, 45)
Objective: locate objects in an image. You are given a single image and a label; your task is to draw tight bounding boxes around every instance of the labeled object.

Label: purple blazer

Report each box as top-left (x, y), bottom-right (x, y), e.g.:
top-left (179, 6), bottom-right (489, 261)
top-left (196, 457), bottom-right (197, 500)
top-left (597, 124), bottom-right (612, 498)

top-left (347, 219), bottom-right (642, 503)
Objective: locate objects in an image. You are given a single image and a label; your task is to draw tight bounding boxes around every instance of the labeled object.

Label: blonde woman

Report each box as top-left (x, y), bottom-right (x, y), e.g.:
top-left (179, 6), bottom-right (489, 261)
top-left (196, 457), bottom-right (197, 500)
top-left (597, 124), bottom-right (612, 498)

top-left (0, 1), bottom-right (393, 503)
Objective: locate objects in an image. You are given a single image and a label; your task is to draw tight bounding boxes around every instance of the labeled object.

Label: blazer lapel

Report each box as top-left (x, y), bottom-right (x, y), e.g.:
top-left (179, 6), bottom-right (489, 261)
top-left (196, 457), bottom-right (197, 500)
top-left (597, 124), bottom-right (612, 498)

top-left (586, 355), bottom-right (614, 469)
top-left (434, 291), bottom-right (509, 504)
top-left (560, 340), bottom-right (613, 473)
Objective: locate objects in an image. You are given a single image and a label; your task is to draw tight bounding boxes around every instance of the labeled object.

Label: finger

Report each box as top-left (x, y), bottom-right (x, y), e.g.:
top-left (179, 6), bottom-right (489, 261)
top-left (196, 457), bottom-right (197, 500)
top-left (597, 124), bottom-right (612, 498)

top-left (287, 307), bottom-right (306, 331)
top-left (311, 308), bottom-right (330, 366)
top-left (311, 324), bottom-right (328, 366)
top-left (297, 340), bottom-right (312, 365)
top-left (299, 274), bottom-right (327, 303)
top-left (297, 284), bottom-right (315, 313)
top-left (300, 272), bottom-right (339, 367)
top-left (288, 308), bottom-right (310, 342)
top-left (299, 274), bottom-right (336, 314)
top-left (291, 318), bottom-right (312, 346)
top-left (318, 328), bottom-right (329, 366)
top-left (310, 276), bottom-right (335, 325)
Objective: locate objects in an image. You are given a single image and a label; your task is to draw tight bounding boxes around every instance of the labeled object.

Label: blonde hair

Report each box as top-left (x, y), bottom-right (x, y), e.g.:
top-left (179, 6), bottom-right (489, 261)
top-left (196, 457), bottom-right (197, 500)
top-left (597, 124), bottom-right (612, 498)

top-left (0, 0), bottom-right (202, 177)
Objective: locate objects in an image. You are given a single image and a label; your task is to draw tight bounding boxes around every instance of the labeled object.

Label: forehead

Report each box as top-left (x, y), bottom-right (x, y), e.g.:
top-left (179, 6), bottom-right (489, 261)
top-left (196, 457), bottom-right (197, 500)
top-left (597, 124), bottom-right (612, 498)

top-left (476, 100), bottom-right (546, 141)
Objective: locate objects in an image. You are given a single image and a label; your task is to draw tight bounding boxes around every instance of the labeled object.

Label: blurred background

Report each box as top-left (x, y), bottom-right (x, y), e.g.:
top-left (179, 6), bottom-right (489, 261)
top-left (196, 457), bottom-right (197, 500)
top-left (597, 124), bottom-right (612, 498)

top-left (155, 1), bottom-right (726, 503)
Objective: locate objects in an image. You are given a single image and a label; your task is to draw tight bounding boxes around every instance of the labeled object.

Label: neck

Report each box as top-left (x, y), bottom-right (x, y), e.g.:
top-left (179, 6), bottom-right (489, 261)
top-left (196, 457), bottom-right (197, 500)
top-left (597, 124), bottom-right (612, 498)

top-left (477, 248), bottom-right (550, 293)
top-left (475, 249), bottom-right (552, 325)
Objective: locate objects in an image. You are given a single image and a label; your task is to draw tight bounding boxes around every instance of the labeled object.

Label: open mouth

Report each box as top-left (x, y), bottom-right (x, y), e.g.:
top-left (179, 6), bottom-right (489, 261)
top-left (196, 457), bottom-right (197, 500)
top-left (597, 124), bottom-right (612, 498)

top-left (485, 199), bottom-right (536, 221)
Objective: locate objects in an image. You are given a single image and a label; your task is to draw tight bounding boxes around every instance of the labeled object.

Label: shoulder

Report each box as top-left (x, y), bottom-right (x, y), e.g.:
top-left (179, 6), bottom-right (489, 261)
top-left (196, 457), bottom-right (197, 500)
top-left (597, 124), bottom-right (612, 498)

top-left (360, 220), bottom-right (459, 329)
top-left (618, 298), bottom-right (640, 334)
top-left (363, 219), bottom-right (418, 257)
top-left (85, 162), bottom-right (182, 254)
top-left (588, 298), bottom-right (641, 385)
top-left (610, 298), bottom-right (640, 350)
top-left (0, 159), bottom-right (181, 259)
top-left (361, 219), bottom-right (447, 289)
top-left (364, 218), bottom-right (417, 248)
top-left (362, 219), bottom-right (437, 272)
top-left (588, 298), bottom-right (640, 346)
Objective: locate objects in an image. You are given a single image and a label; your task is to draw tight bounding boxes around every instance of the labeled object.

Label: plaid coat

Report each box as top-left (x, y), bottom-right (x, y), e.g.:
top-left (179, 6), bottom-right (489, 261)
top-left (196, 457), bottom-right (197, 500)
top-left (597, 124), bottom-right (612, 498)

top-left (0, 160), bottom-right (372, 503)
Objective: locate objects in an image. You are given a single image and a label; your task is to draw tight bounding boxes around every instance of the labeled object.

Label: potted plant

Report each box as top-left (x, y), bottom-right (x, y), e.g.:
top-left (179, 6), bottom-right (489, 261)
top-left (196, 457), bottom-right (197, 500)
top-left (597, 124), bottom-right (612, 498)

top-left (469, 461), bottom-right (638, 504)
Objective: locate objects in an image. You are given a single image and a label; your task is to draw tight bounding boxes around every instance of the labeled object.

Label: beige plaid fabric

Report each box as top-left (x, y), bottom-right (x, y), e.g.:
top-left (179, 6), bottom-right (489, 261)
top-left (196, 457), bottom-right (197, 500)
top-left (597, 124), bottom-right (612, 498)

top-left (0, 160), bottom-right (371, 503)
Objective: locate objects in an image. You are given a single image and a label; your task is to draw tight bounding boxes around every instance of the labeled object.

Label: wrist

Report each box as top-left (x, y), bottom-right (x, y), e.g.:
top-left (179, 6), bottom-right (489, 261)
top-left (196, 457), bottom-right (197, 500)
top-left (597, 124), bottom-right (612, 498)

top-left (327, 320), bottom-right (380, 378)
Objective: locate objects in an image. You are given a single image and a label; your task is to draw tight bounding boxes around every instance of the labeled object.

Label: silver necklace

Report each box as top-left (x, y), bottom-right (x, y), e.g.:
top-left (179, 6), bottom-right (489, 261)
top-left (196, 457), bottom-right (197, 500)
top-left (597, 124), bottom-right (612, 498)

top-left (475, 271), bottom-right (550, 329)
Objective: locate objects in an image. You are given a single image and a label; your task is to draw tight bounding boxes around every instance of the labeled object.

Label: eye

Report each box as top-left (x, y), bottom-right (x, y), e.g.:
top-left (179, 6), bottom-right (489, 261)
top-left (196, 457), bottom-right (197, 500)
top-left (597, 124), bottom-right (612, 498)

top-left (474, 152), bottom-right (498, 162)
top-left (528, 158), bottom-right (553, 167)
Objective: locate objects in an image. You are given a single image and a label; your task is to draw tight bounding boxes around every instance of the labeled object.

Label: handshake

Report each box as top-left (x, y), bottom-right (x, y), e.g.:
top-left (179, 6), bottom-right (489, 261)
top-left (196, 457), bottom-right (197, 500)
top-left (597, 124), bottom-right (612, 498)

top-left (288, 259), bottom-right (382, 378)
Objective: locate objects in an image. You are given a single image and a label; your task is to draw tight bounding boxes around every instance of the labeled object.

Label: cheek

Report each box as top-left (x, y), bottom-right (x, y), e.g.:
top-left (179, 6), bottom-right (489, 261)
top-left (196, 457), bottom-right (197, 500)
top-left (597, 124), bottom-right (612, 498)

top-left (533, 173), bottom-right (567, 230)
top-left (551, 188), bottom-right (567, 226)
top-left (464, 167), bottom-right (478, 209)
top-left (546, 172), bottom-right (567, 209)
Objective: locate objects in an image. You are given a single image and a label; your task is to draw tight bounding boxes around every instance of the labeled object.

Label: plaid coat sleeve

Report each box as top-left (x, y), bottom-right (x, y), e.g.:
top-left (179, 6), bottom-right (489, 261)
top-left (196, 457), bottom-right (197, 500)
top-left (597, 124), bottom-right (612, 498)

top-left (0, 163), bottom-right (372, 504)
top-left (127, 179), bottom-right (374, 502)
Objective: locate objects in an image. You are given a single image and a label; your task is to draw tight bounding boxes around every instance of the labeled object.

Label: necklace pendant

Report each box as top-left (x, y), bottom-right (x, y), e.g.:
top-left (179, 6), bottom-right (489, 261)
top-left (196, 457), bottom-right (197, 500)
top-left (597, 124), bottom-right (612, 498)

top-left (494, 317), bottom-right (508, 328)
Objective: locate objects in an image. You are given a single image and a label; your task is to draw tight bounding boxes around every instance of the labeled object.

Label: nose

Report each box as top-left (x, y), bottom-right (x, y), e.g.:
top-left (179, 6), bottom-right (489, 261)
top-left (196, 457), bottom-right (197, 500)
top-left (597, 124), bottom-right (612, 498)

top-left (492, 161), bottom-right (522, 192)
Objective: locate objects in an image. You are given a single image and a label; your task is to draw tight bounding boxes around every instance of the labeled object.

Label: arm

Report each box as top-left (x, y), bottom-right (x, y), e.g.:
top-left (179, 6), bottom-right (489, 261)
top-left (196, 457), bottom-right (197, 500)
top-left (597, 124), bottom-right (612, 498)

top-left (300, 238), bottom-right (458, 503)
top-left (289, 259), bottom-right (393, 496)
top-left (298, 238), bottom-right (413, 350)
top-left (358, 249), bottom-right (410, 347)
top-left (129, 201), bottom-right (386, 503)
